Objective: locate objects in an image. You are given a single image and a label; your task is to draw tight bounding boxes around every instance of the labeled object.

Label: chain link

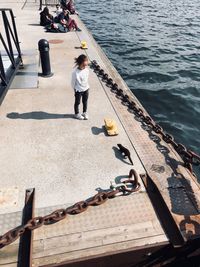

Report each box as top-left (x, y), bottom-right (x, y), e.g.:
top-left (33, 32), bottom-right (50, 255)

top-left (0, 172), bottom-right (140, 249)
top-left (91, 60), bottom-right (200, 174)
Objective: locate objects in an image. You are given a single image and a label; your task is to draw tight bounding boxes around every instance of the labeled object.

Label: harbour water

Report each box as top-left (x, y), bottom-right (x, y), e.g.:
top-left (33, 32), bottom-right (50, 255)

top-left (77, 0), bottom-right (200, 175)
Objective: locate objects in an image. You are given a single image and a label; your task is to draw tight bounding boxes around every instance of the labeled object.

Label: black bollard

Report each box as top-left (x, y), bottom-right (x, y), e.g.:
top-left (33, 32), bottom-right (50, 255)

top-left (38, 39), bottom-right (53, 77)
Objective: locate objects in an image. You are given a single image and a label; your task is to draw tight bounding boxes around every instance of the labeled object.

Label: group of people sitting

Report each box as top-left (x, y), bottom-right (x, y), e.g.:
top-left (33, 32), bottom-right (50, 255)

top-left (40, 0), bottom-right (81, 33)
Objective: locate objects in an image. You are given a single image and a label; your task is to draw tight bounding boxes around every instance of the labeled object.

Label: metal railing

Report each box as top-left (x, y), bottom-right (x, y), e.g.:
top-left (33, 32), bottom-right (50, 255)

top-left (0, 9), bottom-right (22, 102)
top-left (39, 0), bottom-right (59, 10)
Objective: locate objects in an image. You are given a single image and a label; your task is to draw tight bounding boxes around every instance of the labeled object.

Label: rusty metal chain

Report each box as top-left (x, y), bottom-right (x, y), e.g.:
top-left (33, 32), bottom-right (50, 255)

top-left (91, 60), bottom-right (200, 174)
top-left (0, 171), bottom-right (140, 249)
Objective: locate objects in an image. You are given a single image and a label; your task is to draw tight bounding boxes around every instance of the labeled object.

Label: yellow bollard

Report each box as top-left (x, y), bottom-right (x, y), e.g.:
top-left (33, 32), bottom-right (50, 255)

top-left (104, 118), bottom-right (118, 136)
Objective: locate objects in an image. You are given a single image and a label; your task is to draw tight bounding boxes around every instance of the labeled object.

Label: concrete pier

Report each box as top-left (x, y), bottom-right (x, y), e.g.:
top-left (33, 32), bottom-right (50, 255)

top-left (0, 1), bottom-right (200, 266)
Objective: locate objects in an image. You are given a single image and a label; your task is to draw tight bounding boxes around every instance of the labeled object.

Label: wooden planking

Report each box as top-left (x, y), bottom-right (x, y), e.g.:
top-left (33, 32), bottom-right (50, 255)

top-left (33, 234), bottom-right (168, 267)
top-left (32, 191), bottom-right (167, 264)
top-left (0, 242), bottom-right (19, 266)
top-left (33, 220), bottom-right (166, 258)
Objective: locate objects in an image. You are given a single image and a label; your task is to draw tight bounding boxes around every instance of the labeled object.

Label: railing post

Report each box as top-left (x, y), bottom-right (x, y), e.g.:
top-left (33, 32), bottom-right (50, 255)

top-left (9, 10), bottom-right (23, 65)
top-left (0, 52), bottom-right (7, 86)
top-left (2, 10), bottom-right (15, 68)
top-left (0, 8), bottom-right (23, 101)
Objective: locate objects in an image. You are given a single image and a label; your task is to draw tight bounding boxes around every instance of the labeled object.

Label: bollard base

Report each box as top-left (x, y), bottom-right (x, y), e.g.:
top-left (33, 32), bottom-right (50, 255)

top-left (39, 72), bottom-right (54, 78)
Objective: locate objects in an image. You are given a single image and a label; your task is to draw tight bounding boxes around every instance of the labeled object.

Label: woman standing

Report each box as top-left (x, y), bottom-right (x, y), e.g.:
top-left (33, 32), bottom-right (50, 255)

top-left (71, 55), bottom-right (90, 120)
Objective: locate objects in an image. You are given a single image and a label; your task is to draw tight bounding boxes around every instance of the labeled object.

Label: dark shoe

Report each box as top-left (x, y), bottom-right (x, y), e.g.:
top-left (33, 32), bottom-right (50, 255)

top-left (76, 28), bottom-right (82, 32)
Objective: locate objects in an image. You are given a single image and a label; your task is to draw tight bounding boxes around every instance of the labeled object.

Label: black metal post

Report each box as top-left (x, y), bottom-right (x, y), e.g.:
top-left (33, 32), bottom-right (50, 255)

top-left (0, 33), bottom-right (16, 68)
top-left (0, 52), bottom-right (7, 86)
top-left (39, 0), bottom-right (42, 10)
top-left (10, 10), bottom-right (23, 63)
top-left (38, 39), bottom-right (53, 77)
top-left (2, 11), bottom-right (15, 68)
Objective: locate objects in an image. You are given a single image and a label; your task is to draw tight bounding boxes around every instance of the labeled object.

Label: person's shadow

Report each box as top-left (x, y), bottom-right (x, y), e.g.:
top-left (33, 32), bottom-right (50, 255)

top-left (7, 112), bottom-right (74, 120)
top-left (112, 146), bottom-right (132, 165)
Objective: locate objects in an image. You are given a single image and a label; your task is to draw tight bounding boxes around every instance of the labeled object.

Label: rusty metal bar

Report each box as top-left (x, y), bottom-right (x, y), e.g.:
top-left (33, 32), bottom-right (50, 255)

top-left (18, 188), bottom-right (35, 267)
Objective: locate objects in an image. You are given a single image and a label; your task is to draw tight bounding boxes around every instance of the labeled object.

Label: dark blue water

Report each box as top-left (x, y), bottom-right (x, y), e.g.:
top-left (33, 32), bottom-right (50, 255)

top-left (77, 0), bottom-right (200, 172)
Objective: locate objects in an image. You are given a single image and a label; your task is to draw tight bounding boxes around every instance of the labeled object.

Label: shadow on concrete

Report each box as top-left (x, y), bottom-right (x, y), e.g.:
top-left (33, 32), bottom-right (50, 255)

top-left (16, 71), bottom-right (37, 77)
top-left (115, 174), bottom-right (129, 184)
top-left (94, 174), bottom-right (130, 194)
top-left (91, 126), bottom-right (106, 135)
top-left (112, 146), bottom-right (131, 165)
top-left (95, 187), bottom-right (111, 193)
top-left (7, 112), bottom-right (74, 120)
top-left (132, 113), bottom-right (183, 175)
top-left (28, 23), bottom-right (41, 26)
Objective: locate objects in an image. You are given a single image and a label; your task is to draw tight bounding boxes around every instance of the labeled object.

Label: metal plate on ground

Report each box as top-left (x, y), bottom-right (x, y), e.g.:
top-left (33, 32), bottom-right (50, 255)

top-left (10, 50), bottom-right (38, 89)
top-left (33, 193), bottom-right (167, 265)
top-left (1, 54), bottom-right (18, 72)
top-left (35, 193), bottom-right (165, 240)
top-left (0, 210), bottom-right (22, 234)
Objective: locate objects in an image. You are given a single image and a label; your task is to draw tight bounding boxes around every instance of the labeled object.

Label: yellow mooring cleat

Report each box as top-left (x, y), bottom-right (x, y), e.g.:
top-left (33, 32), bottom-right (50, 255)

top-left (104, 118), bottom-right (119, 136)
top-left (81, 41), bottom-right (88, 49)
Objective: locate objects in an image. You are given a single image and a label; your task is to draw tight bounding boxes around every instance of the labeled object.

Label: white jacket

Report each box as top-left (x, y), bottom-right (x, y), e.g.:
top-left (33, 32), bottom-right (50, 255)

top-left (71, 67), bottom-right (89, 92)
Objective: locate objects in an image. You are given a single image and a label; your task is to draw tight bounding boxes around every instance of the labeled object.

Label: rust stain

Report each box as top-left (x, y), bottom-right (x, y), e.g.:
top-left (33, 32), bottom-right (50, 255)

top-left (0, 188), bottom-right (18, 207)
top-left (49, 39), bottom-right (64, 44)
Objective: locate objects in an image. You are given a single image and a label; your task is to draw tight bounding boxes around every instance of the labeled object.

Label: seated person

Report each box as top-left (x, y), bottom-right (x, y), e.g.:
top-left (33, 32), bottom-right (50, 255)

top-left (55, 4), bottom-right (62, 16)
top-left (40, 7), bottom-right (53, 26)
top-left (60, 0), bottom-right (78, 15)
top-left (49, 22), bottom-right (66, 33)
top-left (58, 9), bottom-right (81, 31)
top-left (66, 0), bottom-right (78, 15)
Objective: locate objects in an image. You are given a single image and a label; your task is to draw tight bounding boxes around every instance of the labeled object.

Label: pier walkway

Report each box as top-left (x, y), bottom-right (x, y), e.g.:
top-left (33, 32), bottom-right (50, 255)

top-left (0, 1), bottom-right (200, 266)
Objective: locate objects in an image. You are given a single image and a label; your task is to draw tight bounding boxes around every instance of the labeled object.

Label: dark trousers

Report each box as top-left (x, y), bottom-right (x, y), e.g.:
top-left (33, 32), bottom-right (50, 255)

top-left (74, 89), bottom-right (89, 114)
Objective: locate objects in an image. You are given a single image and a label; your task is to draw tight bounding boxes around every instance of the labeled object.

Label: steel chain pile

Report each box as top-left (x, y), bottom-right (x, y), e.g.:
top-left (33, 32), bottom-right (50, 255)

top-left (0, 170), bottom-right (140, 249)
top-left (91, 60), bottom-right (200, 175)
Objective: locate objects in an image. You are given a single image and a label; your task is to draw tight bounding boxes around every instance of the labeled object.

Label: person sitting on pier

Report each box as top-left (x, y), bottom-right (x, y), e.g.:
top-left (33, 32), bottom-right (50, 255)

top-left (58, 9), bottom-right (81, 31)
top-left (60, 0), bottom-right (78, 14)
top-left (66, 0), bottom-right (78, 15)
top-left (71, 55), bottom-right (90, 120)
top-left (55, 4), bottom-right (63, 16)
top-left (40, 7), bottom-right (53, 26)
